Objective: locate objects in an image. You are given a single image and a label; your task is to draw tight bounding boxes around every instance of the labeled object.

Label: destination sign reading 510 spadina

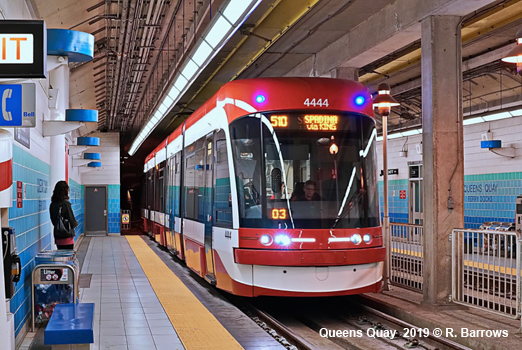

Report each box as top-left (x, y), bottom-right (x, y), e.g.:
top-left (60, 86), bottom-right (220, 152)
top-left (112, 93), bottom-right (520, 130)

top-left (270, 114), bottom-right (339, 131)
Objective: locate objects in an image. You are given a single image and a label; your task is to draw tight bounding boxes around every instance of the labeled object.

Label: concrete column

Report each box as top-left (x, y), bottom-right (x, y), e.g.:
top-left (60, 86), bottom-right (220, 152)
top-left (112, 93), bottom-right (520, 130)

top-left (330, 67), bottom-right (359, 81)
top-left (49, 57), bottom-right (70, 250)
top-left (421, 15), bottom-right (464, 305)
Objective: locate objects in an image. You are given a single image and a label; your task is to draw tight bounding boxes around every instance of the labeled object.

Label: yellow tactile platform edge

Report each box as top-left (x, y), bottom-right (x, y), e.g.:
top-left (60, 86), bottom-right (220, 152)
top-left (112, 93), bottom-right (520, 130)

top-left (126, 236), bottom-right (244, 350)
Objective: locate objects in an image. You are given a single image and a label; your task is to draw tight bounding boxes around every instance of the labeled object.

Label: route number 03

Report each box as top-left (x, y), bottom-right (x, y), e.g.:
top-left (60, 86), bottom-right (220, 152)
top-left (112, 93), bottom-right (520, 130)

top-left (304, 98), bottom-right (329, 107)
top-left (271, 208), bottom-right (287, 220)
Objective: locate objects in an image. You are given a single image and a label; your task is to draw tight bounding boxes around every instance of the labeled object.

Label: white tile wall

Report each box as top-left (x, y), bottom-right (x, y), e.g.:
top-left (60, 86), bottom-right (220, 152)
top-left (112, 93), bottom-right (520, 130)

top-left (81, 132), bottom-right (121, 185)
top-left (376, 116), bottom-right (522, 176)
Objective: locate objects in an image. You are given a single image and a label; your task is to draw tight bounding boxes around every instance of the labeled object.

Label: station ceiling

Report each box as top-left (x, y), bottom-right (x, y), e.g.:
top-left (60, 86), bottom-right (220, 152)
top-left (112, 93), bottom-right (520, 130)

top-left (29, 0), bottom-right (522, 158)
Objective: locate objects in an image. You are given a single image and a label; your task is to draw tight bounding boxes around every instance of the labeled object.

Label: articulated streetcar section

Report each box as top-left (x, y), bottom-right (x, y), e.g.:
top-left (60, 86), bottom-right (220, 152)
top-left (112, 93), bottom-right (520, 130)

top-left (136, 77), bottom-right (522, 350)
top-left (142, 77), bottom-right (384, 297)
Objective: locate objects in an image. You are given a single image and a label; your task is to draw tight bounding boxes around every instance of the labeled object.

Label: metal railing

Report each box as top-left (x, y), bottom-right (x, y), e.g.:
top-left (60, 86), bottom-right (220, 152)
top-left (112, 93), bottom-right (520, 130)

top-left (390, 223), bottom-right (424, 292)
top-left (452, 229), bottom-right (521, 319)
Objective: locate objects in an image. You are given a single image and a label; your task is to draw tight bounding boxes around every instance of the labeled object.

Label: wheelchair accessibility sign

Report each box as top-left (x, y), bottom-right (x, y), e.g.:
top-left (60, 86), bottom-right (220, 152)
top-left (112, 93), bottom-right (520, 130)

top-left (0, 84), bottom-right (22, 127)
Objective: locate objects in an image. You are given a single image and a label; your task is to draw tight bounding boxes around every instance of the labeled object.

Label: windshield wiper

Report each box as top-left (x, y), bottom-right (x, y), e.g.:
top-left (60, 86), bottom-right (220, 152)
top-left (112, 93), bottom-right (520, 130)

top-left (330, 189), bottom-right (365, 229)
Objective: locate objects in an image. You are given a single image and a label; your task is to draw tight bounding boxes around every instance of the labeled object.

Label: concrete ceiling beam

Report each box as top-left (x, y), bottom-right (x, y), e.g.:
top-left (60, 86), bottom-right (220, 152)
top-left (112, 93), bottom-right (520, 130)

top-left (373, 43), bottom-right (515, 96)
top-left (286, 0), bottom-right (498, 77)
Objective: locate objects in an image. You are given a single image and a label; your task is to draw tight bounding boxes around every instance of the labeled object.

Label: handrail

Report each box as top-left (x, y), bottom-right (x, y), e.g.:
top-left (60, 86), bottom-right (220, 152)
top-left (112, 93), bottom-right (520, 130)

top-left (451, 228), bottom-right (521, 322)
top-left (389, 222), bottom-right (424, 292)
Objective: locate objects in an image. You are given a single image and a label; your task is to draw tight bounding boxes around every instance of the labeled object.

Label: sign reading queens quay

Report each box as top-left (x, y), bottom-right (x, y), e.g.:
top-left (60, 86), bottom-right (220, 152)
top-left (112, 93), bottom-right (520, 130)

top-left (0, 20), bottom-right (47, 78)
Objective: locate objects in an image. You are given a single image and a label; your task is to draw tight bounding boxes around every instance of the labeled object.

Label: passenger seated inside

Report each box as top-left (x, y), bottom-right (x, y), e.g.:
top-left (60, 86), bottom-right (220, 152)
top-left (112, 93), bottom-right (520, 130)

top-left (303, 180), bottom-right (321, 201)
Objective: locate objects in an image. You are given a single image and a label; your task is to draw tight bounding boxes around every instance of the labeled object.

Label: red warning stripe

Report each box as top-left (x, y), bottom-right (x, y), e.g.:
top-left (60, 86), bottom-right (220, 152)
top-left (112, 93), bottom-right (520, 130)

top-left (0, 159), bottom-right (13, 192)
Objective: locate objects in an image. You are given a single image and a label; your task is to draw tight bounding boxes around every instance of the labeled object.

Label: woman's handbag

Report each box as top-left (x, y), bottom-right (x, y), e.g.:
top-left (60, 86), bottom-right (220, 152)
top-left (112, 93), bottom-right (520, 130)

top-left (54, 204), bottom-right (75, 239)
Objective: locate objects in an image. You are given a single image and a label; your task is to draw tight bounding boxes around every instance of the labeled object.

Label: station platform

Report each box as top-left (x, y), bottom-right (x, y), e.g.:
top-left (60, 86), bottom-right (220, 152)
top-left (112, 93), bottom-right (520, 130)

top-left (21, 235), bottom-right (285, 350)
top-left (360, 286), bottom-right (522, 350)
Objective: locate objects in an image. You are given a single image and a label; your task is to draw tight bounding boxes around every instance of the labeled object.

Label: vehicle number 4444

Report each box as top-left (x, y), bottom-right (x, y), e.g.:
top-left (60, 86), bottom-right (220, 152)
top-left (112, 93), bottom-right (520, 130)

top-left (304, 98), bottom-right (329, 107)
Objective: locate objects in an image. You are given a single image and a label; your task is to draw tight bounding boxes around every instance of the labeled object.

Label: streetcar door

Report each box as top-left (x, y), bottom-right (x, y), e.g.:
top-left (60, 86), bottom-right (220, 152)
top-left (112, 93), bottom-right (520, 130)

top-left (204, 133), bottom-right (216, 282)
top-left (147, 169), bottom-right (154, 236)
top-left (409, 164), bottom-right (423, 225)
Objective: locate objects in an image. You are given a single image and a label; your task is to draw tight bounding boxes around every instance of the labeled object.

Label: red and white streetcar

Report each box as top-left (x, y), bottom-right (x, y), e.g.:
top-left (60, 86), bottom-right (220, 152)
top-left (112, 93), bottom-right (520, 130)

top-left (141, 77), bottom-right (385, 296)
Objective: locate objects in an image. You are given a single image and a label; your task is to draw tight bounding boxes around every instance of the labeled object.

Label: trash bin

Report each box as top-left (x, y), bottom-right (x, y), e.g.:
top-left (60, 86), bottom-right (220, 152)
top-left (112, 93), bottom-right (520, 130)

top-left (32, 250), bottom-right (80, 331)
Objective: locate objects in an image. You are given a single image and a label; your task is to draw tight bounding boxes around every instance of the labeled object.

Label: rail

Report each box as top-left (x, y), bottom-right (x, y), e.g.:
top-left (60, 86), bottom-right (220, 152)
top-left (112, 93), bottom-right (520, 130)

top-left (451, 228), bottom-right (521, 322)
top-left (390, 223), bottom-right (424, 292)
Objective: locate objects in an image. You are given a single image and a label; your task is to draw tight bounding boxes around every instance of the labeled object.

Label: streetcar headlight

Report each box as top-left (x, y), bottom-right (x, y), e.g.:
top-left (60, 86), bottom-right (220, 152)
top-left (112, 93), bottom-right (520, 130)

top-left (351, 234), bottom-right (362, 245)
top-left (274, 234), bottom-right (291, 246)
top-left (260, 234), bottom-right (273, 246)
top-left (363, 234), bottom-right (372, 243)
top-left (255, 94), bottom-right (266, 103)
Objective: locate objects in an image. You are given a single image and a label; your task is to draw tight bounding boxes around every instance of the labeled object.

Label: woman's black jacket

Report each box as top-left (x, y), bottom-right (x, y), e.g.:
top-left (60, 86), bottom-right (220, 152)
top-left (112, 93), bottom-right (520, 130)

top-left (49, 200), bottom-right (78, 228)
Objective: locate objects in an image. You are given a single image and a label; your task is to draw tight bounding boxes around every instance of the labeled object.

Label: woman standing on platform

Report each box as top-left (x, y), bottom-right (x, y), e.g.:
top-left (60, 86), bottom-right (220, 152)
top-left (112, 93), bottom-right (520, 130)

top-left (50, 181), bottom-right (78, 250)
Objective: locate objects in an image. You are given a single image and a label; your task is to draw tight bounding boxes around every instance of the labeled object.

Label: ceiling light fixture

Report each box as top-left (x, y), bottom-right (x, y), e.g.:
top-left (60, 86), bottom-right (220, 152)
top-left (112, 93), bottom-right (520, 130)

top-left (128, 0), bottom-right (262, 156)
top-left (501, 28), bottom-right (522, 73)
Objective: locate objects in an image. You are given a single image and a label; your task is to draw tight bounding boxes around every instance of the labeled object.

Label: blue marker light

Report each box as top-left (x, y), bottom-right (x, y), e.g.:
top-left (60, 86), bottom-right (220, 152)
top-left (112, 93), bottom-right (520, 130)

top-left (255, 95), bottom-right (266, 103)
top-left (355, 96), bottom-right (365, 106)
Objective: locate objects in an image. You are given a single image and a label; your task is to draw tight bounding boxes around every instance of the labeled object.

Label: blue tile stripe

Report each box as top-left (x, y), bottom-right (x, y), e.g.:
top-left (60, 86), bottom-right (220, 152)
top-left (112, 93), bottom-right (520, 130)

top-left (108, 185), bottom-right (120, 233)
top-left (10, 146), bottom-right (52, 337)
top-left (378, 179), bottom-right (409, 224)
top-left (69, 179), bottom-right (84, 239)
top-left (377, 172), bottom-right (522, 228)
top-left (8, 147), bottom-right (92, 337)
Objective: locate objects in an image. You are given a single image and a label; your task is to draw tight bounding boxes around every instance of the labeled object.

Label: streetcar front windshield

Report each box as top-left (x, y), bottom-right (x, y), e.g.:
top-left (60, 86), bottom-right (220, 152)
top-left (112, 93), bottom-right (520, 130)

top-left (230, 111), bottom-right (379, 229)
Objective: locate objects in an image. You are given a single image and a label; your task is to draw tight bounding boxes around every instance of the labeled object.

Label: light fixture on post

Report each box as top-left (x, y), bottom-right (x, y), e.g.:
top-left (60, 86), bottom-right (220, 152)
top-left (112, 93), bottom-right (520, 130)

top-left (373, 83), bottom-right (399, 290)
top-left (501, 28), bottom-right (522, 74)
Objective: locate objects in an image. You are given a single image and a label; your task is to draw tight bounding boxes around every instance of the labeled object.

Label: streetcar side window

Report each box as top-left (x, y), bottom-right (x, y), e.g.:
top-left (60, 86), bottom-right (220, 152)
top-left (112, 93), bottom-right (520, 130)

top-left (184, 144), bottom-right (198, 221)
top-left (194, 138), bottom-right (206, 222)
top-left (155, 164), bottom-right (165, 213)
top-left (146, 169), bottom-right (154, 210)
top-left (184, 138), bottom-right (206, 222)
top-left (166, 152), bottom-right (182, 228)
top-left (173, 152), bottom-right (181, 217)
top-left (166, 157), bottom-right (173, 225)
top-left (214, 129), bottom-right (232, 227)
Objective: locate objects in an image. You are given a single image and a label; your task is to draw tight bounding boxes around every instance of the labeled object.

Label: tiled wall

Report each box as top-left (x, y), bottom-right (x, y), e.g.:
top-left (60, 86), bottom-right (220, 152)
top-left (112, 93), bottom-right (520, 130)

top-left (108, 184), bottom-right (121, 233)
top-left (81, 132), bottom-right (120, 186)
top-left (376, 115), bottom-right (522, 228)
top-left (464, 172), bottom-right (522, 228)
top-left (9, 146), bottom-right (52, 337)
top-left (69, 179), bottom-right (84, 238)
top-left (380, 173), bottom-right (522, 228)
top-left (378, 179), bottom-right (409, 223)
top-left (7, 147), bottom-right (87, 337)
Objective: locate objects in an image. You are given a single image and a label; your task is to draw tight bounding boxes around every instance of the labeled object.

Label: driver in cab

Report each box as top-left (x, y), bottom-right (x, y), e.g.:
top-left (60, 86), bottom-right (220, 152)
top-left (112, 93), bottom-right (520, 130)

top-left (292, 180), bottom-right (321, 201)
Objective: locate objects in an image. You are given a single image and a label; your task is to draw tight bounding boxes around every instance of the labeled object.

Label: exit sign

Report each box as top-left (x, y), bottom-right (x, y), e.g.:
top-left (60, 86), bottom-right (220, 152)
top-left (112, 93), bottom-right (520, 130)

top-left (0, 21), bottom-right (46, 78)
top-left (0, 34), bottom-right (34, 63)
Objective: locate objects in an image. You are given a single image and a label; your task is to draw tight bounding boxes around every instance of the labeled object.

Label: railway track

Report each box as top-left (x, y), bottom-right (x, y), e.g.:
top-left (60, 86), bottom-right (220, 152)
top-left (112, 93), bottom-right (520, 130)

top-left (230, 296), bottom-right (473, 350)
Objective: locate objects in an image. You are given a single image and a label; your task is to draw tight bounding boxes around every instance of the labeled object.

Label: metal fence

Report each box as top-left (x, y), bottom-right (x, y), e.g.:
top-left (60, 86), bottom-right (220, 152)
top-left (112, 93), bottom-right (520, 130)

top-left (451, 229), bottom-right (521, 319)
top-left (390, 223), bottom-right (424, 292)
